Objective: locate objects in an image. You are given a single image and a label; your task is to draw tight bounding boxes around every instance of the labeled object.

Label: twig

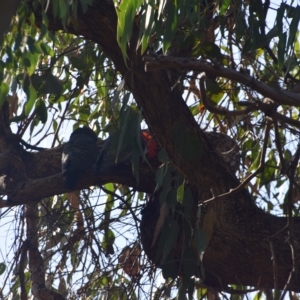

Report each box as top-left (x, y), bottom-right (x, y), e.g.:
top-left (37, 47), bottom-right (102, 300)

top-left (275, 112), bottom-right (300, 129)
top-left (271, 117), bottom-right (285, 171)
top-left (199, 119), bottom-right (271, 205)
top-left (265, 46), bottom-right (299, 84)
top-left (268, 239), bottom-right (278, 293)
top-left (20, 139), bottom-right (46, 151)
top-left (51, 87), bottom-right (78, 148)
top-left (200, 73), bottom-right (299, 135)
top-left (101, 186), bottom-right (141, 227)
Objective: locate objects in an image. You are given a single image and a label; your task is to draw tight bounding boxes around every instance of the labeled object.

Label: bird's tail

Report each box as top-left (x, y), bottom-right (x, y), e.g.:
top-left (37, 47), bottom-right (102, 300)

top-left (62, 171), bottom-right (81, 190)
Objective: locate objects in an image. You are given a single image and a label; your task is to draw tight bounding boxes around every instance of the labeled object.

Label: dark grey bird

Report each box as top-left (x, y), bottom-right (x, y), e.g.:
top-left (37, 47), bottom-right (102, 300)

top-left (62, 126), bottom-right (99, 189)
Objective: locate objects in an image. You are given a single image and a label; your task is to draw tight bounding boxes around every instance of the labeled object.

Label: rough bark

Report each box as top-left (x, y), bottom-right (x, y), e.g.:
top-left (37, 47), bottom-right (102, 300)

top-left (1, 0), bottom-right (299, 292)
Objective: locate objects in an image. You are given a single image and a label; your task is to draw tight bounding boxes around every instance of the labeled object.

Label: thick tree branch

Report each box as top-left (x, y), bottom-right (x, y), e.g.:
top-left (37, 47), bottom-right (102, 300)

top-left (1, 163), bottom-right (155, 207)
top-left (144, 55), bottom-right (300, 107)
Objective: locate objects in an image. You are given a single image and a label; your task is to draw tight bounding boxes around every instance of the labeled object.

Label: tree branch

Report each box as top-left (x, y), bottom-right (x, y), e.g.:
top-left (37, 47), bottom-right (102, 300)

top-left (1, 162), bottom-right (156, 207)
top-left (144, 55), bottom-right (300, 107)
top-left (25, 204), bottom-right (65, 300)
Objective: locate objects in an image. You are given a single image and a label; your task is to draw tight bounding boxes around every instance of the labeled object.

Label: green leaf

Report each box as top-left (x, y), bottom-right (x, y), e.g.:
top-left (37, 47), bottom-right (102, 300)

top-left (161, 215), bottom-right (179, 262)
top-left (40, 43), bottom-right (54, 56)
top-left (102, 228), bottom-right (115, 254)
top-left (23, 51), bottom-right (40, 75)
top-left (52, 119), bottom-right (58, 132)
top-left (25, 85), bottom-right (37, 116)
top-left (162, 1), bottom-right (178, 53)
top-left (138, 3), bottom-right (155, 54)
top-left (287, 6), bottom-right (300, 50)
top-left (115, 0), bottom-right (143, 65)
top-left (0, 82), bottom-right (9, 107)
top-left (35, 99), bottom-right (48, 123)
top-left (201, 42), bottom-right (223, 60)
top-left (57, 0), bottom-right (68, 20)
top-left (177, 182), bottom-right (185, 204)
top-left (127, 109), bottom-right (144, 182)
top-left (104, 182), bottom-right (114, 193)
top-left (253, 291), bottom-right (262, 300)
top-left (0, 262), bottom-right (6, 275)
top-left (27, 36), bottom-right (42, 54)
top-left (219, 0), bottom-right (231, 15)
top-left (156, 213), bottom-right (179, 263)
top-left (161, 253), bottom-right (178, 280)
top-left (32, 72), bottom-right (63, 95)
top-left (52, 0), bottom-right (60, 19)
top-left (158, 148), bottom-right (168, 163)
top-left (182, 248), bottom-right (197, 278)
top-left (276, 3), bottom-right (285, 35)
top-left (80, 0), bottom-right (89, 13)
top-left (166, 188), bottom-right (177, 207)
top-left (206, 79), bottom-right (222, 95)
top-left (278, 32), bottom-right (286, 69)
top-left (155, 165), bottom-right (165, 192)
top-left (70, 56), bottom-right (86, 71)
top-left (194, 228), bottom-right (207, 260)
top-left (116, 105), bottom-right (131, 159)
top-left (258, 152), bottom-right (276, 188)
top-left (158, 165), bottom-right (172, 205)
top-left (182, 188), bottom-right (194, 217)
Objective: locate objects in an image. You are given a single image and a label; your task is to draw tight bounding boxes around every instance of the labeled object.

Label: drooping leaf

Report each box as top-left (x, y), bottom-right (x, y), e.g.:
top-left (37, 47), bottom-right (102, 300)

top-left (194, 228), bottom-right (207, 261)
top-left (287, 6), bottom-right (300, 50)
top-left (219, 0), bottom-right (231, 15)
top-left (182, 187), bottom-right (194, 218)
top-left (35, 99), bottom-right (48, 123)
top-left (0, 262), bottom-right (6, 275)
top-left (182, 248), bottom-right (197, 278)
top-left (0, 82), bottom-right (9, 107)
top-left (115, 0), bottom-right (143, 65)
top-left (138, 3), bottom-right (155, 54)
top-left (161, 253), bottom-right (178, 280)
top-left (157, 214), bottom-right (180, 264)
top-left (162, 1), bottom-right (178, 53)
top-left (177, 182), bottom-right (185, 204)
top-left (158, 148), bottom-right (169, 163)
top-left (25, 85), bottom-right (37, 116)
